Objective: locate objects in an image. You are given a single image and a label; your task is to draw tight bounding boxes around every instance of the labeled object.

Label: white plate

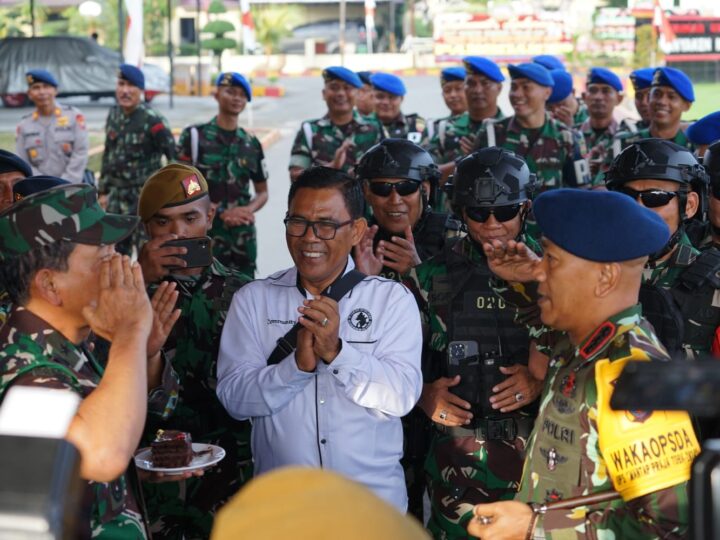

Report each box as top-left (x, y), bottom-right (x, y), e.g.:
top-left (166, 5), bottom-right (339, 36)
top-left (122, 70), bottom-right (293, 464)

top-left (134, 443), bottom-right (226, 474)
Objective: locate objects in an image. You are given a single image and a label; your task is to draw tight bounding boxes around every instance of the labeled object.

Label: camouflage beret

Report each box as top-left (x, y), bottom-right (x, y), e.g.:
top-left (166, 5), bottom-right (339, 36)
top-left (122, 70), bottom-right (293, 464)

top-left (138, 163), bottom-right (209, 222)
top-left (0, 184), bottom-right (138, 258)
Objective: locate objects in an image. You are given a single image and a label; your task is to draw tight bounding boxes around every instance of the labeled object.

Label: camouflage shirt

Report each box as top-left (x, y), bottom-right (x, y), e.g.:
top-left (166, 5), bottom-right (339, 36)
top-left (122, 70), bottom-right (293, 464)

top-left (572, 100), bottom-right (590, 128)
top-left (593, 127), bottom-right (695, 186)
top-left (379, 113), bottom-right (426, 143)
top-left (0, 307), bottom-right (156, 539)
top-left (177, 118), bottom-right (268, 276)
top-left (289, 114), bottom-right (383, 175)
top-left (474, 113), bottom-right (591, 191)
top-left (579, 118), bottom-right (621, 179)
top-left (424, 110), bottom-right (506, 165)
top-left (517, 305), bottom-right (694, 539)
top-left (141, 259), bottom-right (252, 539)
top-left (99, 104), bottom-right (176, 193)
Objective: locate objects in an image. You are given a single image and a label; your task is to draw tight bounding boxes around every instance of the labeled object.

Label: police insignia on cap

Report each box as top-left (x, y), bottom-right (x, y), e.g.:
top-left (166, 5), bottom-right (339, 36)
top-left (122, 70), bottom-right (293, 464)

top-left (14, 192), bottom-right (23, 202)
top-left (182, 175), bottom-right (202, 197)
top-left (26, 74), bottom-right (34, 84)
top-left (652, 69), bottom-right (663, 86)
top-left (222, 73), bottom-right (233, 86)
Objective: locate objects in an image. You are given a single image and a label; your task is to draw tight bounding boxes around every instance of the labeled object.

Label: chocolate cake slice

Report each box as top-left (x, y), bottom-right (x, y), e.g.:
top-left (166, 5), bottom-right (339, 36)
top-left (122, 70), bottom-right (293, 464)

top-left (150, 430), bottom-right (193, 468)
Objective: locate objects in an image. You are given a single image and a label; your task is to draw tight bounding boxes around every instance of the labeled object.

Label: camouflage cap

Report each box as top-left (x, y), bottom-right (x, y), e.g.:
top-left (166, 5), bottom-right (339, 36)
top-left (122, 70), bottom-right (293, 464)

top-left (138, 163), bottom-right (209, 222)
top-left (0, 184), bottom-right (138, 258)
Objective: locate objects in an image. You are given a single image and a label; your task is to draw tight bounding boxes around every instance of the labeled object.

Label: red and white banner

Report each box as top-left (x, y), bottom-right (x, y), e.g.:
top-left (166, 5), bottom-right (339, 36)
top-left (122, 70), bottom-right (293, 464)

top-left (240, 0), bottom-right (256, 53)
top-left (653, 0), bottom-right (677, 53)
top-left (123, 0), bottom-right (144, 66)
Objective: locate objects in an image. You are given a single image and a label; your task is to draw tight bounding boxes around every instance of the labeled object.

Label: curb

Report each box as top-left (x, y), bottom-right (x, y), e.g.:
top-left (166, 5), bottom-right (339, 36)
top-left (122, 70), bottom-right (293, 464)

top-left (253, 86), bottom-right (285, 98)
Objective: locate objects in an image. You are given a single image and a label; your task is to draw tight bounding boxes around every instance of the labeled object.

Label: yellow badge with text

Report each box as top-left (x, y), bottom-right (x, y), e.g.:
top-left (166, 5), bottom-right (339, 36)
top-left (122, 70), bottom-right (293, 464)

top-left (596, 357), bottom-right (699, 501)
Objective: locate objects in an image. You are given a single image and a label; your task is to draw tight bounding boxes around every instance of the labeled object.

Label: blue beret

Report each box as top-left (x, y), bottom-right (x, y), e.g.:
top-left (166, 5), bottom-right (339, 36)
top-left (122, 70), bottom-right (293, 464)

top-left (0, 150), bottom-right (32, 177)
top-left (26, 69), bottom-right (58, 88)
top-left (547, 69), bottom-right (573, 104)
top-left (508, 63), bottom-right (554, 88)
top-left (462, 56), bottom-right (505, 82)
top-left (216, 72), bottom-right (252, 101)
top-left (370, 72), bottom-right (406, 97)
top-left (532, 55), bottom-right (565, 71)
top-left (652, 67), bottom-right (694, 102)
top-left (629, 68), bottom-right (655, 91)
top-left (322, 66), bottom-right (362, 89)
top-left (588, 67), bottom-right (623, 92)
top-left (357, 71), bottom-right (372, 85)
top-left (12, 175), bottom-right (71, 203)
top-left (441, 66), bottom-right (466, 85)
top-left (534, 189), bottom-right (670, 262)
top-left (687, 111), bottom-right (720, 145)
top-left (118, 64), bottom-right (145, 90)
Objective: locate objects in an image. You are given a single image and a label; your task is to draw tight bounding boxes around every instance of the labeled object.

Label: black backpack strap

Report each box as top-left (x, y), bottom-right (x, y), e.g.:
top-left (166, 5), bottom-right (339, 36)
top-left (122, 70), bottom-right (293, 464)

top-left (267, 270), bottom-right (366, 365)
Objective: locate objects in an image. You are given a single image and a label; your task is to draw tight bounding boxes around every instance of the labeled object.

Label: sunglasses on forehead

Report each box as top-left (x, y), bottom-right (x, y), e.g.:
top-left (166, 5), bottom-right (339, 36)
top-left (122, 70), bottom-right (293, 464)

top-left (465, 204), bottom-right (523, 223)
top-left (367, 180), bottom-right (422, 197)
top-left (616, 186), bottom-right (681, 208)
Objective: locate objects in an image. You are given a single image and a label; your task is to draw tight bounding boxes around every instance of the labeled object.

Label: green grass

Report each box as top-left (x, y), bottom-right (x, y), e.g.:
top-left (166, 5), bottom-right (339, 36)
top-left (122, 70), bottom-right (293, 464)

top-left (0, 132), bottom-right (105, 172)
top-left (683, 83), bottom-right (720, 121)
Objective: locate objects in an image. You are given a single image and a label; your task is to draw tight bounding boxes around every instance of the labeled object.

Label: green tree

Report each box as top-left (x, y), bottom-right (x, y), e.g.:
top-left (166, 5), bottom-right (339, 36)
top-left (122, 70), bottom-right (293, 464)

top-left (634, 23), bottom-right (663, 69)
top-left (252, 5), bottom-right (297, 54)
top-left (202, 0), bottom-right (236, 71)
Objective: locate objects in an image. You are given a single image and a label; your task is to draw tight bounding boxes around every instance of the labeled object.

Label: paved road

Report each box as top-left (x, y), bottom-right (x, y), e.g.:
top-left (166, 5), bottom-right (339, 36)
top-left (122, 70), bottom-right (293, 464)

top-left (0, 76), bottom-right (512, 276)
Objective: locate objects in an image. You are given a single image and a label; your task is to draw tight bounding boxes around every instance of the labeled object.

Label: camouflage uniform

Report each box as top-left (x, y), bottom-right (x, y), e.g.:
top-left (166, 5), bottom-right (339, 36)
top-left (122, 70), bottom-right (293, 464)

top-left (474, 114), bottom-right (590, 192)
top-left (572, 100), bottom-right (589, 128)
top-left (404, 236), bottom-right (539, 539)
top-left (141, 259), bottom-right (252, 539)
top-left (15, 104), bottom-right (89, 182)
top-left (593, 128), bottom-right (695, 185)
top-left (379, 113), bottom-right (426, 143)
top-left (177, 118), bottom-right (267, 277)
top-left (424, 110), bottom-right (505, 166)
top-left (0, 307), bottom-right (178, 539)
top-left (578, 118), bottom-right (621, 179)
top-left (99, 104), bottom-right (176, 252)
top-left (289, 114), bottom-right (383, 176)
top-left (618, 118), bottom-right (650, 133)
top-left (514, 304), bottom-right (696, 538)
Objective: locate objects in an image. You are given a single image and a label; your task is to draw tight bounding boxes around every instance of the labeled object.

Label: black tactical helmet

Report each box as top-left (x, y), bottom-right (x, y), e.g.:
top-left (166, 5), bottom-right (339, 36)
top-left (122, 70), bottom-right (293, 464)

top-left (605, 139), bottom-right (708, 190)
top-left (356, 139), bottom-right (440, 184)
top-left (446, 147), bottom-right (536, 211)
top-left (705, 140), bottom-right (720, 192)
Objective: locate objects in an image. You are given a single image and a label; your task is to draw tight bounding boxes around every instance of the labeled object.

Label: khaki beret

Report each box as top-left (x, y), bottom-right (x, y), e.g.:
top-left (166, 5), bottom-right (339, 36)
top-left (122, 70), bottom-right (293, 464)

top-left (211, 468), bottom-right (429, 540)
top-left (138, 163), bottom-right (209, 222)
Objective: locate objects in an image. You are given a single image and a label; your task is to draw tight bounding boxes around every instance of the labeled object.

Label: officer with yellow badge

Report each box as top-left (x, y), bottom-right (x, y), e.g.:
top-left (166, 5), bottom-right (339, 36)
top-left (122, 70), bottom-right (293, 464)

top-left (469, 189), bottom-right (699, 539)
top-left (15, 69), bottom-right (89, 183)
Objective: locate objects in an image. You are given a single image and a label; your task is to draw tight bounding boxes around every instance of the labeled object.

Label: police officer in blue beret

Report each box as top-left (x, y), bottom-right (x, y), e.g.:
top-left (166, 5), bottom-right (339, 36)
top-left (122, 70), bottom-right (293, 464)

top-left (687, 110), bottom-right (720, 156)
top-left (595, 66), bottom-right (695, 185)
top-left (532, 55), bottom-right (565, 71)
top-left (289, 66), bottom-right (383, 181)
top-left (99, 63), bottom-right (176, 254)
top-left (424, 57), bottom-right (506, 193)
top-left (578, 67), bottom-right (624, 178)
top-left (175, 71), bottom-right (268, 277)
top-left (369, 72), bottom-right (426, 143)
top-left (355, 71), bottom-right (375, 118)
top-left (16, 69), bottom-right (89, 183)
top-left (545, 69), bottom-right (577, 127)
top-left (0, 150), bottom-right (31, 211)
top-left (472, 63), bottom-right (591, 192)
top-left (621, 67), bottom-right (656, 132)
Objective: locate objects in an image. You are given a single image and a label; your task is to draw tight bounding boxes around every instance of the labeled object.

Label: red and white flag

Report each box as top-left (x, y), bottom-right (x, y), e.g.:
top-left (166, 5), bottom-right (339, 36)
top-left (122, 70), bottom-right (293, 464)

top-left (124, 0), bottom-right (144, 66)
top-left (240, 0), bottom-right (256, 53)
top-left (653, 0), bottom-right (676, 53)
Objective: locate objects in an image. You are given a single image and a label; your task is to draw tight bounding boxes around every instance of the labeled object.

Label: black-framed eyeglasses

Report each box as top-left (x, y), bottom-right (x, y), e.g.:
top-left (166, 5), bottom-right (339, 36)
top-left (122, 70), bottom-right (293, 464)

top-left (616, 186), bottom-right (680, 208)
top-left (283, 217), bottom-right (354, 240)
top-left (465, 204), bottom-right (523, 223)
top-left (368, 180), bottom-right (422, 197)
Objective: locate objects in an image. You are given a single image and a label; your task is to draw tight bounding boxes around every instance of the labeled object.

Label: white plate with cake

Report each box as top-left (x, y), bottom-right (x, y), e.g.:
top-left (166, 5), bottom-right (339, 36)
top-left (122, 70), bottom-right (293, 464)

top-left (134, 430), bottom-right (226, 474)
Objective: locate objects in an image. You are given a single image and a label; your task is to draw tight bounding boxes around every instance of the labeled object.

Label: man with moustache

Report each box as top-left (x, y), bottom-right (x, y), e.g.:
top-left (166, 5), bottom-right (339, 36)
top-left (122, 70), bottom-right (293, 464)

top-left (289, 67), bottom-right (383, 181)
top-left (99, 64), bottom-right (176, 253)
top-left (595, 67), bottom-right (695, 184)
top-left (473, 63), bottom-right (590, 192)
top-left (216, 166), bottom-right (422, 512)
top-left (467, 189), bottom-right (697, 540)
top-left (15, 69), bottom-right (89, 183)
top-left (177, 72), bottom-right (268, 277)
top-left (425, 57), bottom-right (506, 188)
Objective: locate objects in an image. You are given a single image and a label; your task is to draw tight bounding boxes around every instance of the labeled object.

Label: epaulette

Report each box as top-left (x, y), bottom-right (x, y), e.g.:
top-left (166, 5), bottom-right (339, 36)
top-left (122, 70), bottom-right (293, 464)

top-left (580, 321), bottom-right (616, 361)
top-left (678, 246), bottom-right (720, 291)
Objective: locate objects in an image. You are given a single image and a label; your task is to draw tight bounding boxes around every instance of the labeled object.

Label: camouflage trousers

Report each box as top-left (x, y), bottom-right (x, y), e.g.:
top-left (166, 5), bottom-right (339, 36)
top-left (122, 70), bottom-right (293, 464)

top-left (91, 508), bottom-right (146, 539)
top-left (106, 186), bottom-right (147, 256)
top-left (142, 431), bottom-right (253, 540)
top-left (210, 219), bottom-right (257, 278)
top-left (425, 430), bottom-right (526, 540)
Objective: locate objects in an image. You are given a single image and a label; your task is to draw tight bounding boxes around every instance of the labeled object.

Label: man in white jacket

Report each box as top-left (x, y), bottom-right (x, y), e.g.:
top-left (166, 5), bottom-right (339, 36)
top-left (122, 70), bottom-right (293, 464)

top-left (217, 166), bottom-right (423, 512)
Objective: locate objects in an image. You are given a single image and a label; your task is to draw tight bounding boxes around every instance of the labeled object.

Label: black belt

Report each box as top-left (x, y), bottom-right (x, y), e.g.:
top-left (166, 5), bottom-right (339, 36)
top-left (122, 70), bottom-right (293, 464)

top-left (436, 416), bottom-right (533, 441)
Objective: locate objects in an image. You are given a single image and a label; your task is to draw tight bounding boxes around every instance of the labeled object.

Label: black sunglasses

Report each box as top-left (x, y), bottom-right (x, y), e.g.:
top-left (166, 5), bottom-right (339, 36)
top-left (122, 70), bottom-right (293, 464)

top-left (616, 186), bottom-right (680, 208)
top-left (465, 204), bottom-right (523, 223)
top-left (368, 180), bottom-right (422, 197)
